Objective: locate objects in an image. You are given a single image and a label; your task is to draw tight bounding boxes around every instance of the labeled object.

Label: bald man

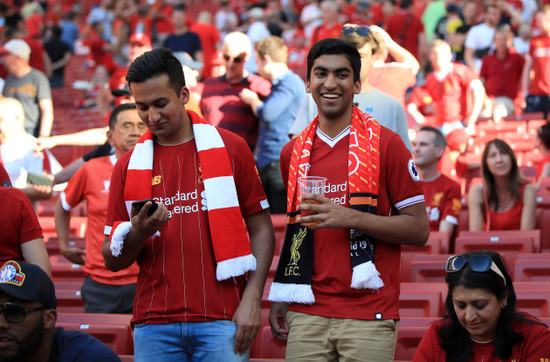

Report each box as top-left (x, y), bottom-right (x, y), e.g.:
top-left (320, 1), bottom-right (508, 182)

top-left (200, 31), bottom-right (271, 150)
top-left (0, 97), bottom-right (52, 201)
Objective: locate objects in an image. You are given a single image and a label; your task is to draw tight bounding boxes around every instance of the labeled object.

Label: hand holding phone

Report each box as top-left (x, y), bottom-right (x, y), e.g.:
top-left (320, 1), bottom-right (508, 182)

top-left (131, 199), bottom-right (158, 216)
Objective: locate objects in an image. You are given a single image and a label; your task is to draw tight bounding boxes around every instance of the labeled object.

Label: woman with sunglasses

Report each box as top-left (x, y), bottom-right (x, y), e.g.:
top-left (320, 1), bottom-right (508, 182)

top-left (413, 250), bottom-right (550, 361)
top-left (468, 139), bottom-right (536, 230)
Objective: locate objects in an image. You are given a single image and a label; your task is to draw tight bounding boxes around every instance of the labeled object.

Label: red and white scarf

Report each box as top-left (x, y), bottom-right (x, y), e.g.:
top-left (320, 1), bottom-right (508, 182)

top-left (109, 110), bottom-right (256, 281)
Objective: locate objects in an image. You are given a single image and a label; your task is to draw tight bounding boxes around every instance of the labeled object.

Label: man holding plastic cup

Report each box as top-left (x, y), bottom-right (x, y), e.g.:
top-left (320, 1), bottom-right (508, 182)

top-left (268, 37), bottom-right (430, 361)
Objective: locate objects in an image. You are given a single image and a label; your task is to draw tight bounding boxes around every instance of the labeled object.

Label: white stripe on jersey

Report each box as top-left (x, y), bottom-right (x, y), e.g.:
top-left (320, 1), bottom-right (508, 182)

top-left (395, 195), bottom-right (425, 210)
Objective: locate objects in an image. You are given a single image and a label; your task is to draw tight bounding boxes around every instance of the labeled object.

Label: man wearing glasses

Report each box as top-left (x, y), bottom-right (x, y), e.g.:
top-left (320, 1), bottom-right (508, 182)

top-left (0, 260), bottom-right (120, 361)
top-left (200, 31), bottom-right (271, 151)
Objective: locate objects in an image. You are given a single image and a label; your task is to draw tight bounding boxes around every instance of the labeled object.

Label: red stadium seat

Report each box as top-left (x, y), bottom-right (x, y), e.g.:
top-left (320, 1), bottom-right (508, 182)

top-left (399, 290), bottom-right (444, 318)
top-left (394, 326), bottom-right (428, 361)
top-left (58, 322), bottom-right (134, 355)
top-left (55, 290), bottom-right (84, 313)
top-left (255, 326), bottom-right (286, 358)
top-left (409, 260), bottom-right (448, 283)
top-left (515, 290), bottom-right (550, 318)
top-left (456, 230), bottom-right (540, 253)
top-left (271, 214), bottom-right (287, 256)
top-left (46, 237), bottom-right (86, 256)
top-left (402, 231), bottom-right (450, 255)
top-left (513, 260), bottom-right (550, 282)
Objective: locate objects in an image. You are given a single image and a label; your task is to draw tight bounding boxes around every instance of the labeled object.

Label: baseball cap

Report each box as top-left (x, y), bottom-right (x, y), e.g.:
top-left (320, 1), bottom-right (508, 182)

top-left (0, 39), bottom-right (31, 61)
top-left (0, 260), bottom-right (57, 309)
top-left (111, 83), bottom-right (131, 97)
top-left (128, 33), bottom-right (152, 48)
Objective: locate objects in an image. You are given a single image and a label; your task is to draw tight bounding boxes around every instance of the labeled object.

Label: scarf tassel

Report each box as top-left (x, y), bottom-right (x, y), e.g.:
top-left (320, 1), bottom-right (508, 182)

top-left (110, 222), bottom-right (131, 257)
top-left (350, 261), bottom-right (384, 290)
top-left (268, 282), bottom-right (315, 304)
top-left (216, 254), bottom-right (257, 281)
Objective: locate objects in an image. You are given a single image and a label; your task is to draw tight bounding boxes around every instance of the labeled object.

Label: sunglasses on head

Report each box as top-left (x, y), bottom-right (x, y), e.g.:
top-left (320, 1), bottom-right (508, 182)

top-left (341, 25), bottom-right (371, 36)
top-left (223, 54), bottom-right (246, 63)
top-left (0, 302), bottom-right (48, 323)
top-left (445, 254), bottom-right (507, 286)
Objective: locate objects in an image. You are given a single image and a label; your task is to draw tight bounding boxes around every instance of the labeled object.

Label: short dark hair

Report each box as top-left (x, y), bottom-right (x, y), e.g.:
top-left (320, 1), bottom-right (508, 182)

top-left (173, 3), bottom-right (186, 12)
top-left (126, 48), bottom-right (186, 95)
top-left (51, 25), bottom-right (62, 38)
top-left (419, 126), bottom-right (447, 149)
top-left (109, 103), bottom-right (137, 130)
top-left (307, 38), bottom-right (361, 82)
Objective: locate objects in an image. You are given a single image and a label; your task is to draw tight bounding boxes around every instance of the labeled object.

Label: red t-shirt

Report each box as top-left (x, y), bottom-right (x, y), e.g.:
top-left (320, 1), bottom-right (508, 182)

top-left (61, 155), bottom-right (138, 286)
top-left (200, 74), bottom-right (271, 150)
top-left (536, 153), bottom-right (550, 181)
top-left (484, 184), bottom-right (525, 231)
top-left (310, 23), bottom-right (342, 47)
top-left (414, 317), bottom-right (550, 361)
top-left (152, 4), bottom-right (174, 35)
top-left (528, 35), bottom-right (550, 96)
top-left (0, 187), bottom-right (43, 262)
top-left (24, 37), bottom-right (47, 73)
top-left (0, 163), bottom-right (11, 187)
top-left (280, 125), bottom-right (424, 320)
top-left (424, 63), bottom-right (477, 126)
top-left (105, 127), bottom-right (268, 325)
top-left (419, 174), bottom-right (461, 231)
top-left (189, 22), bottom-right (221, 79)
top-left (385, 11), bottom-right (424, 60)
top-left (480, 51), bottom-right (525, 99)
top-left (370, 63), bottom-right (417, 105)
top-left (109, 66), bottom-right (129, 91)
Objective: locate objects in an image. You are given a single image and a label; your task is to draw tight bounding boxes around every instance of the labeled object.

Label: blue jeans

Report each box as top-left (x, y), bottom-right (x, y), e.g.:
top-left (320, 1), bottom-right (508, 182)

top-left (133, 320), bottom-right (249, 361)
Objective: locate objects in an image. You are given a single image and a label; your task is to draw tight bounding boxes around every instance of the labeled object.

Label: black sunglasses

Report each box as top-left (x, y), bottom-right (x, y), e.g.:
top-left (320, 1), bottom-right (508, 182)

top-left (0, 302), bottom-right (48, 323)
top-left (223, 54), bottom-right (246, 63)
top-left (445, 255), bottom-right (507, 286)
top-left (341, 25), bottom-right (371, 36)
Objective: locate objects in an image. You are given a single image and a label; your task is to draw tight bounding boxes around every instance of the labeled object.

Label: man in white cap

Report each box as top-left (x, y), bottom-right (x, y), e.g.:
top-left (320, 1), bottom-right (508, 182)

top-left (0, 39), bottom-right (53, 138)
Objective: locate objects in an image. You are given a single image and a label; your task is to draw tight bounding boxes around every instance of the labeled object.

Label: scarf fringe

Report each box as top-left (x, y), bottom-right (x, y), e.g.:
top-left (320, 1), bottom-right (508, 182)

top-left (110, 222), bottom-right (131, 257)
top-left (268, 282), bottom-right (315, 304)
top-left (216, 254), bottom-right (257, 281)
top-left (350, 261), bottom-right (384, 290)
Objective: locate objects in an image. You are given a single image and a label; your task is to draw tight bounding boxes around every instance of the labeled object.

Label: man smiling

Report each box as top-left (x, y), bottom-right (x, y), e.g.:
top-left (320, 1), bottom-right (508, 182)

top-left (269, 38), bottom-right (429, 361)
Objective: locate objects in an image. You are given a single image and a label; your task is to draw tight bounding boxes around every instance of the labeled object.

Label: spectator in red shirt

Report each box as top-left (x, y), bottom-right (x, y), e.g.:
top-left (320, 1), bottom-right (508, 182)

top-left (408, 39), bottom-right (485, 149)
top-left (413, 126), bottom-right (462, 233)
top-left (310, 0), bottom-right (342, 46)
top-left (190, 11), bottom-right (221, 80)
top-left (480, 25), bottom-right (525, 121)
top-left (523, 5), bottom-right (550, 118)
top-left (385, 0), bottom-right (425, 60)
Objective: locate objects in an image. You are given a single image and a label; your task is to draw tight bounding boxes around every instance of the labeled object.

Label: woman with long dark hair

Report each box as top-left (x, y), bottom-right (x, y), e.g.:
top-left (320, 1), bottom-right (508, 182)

top-left (468, 139), bottom-right (536, 230)
top-left (413, 250), bottom-right (550, 361)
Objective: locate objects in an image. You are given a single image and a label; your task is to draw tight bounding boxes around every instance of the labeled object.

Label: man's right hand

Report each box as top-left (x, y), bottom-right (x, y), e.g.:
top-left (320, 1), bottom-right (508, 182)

top-left (269, 302), bottom-right (290, 341)
top-left (61, 246), bottom-right (86, 265)
top-left (130, 201), bottom-right (169, 239)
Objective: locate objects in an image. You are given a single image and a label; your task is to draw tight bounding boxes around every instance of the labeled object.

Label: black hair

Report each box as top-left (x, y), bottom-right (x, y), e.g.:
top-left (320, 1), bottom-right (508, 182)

top-left (419, 125), bottom-right (447, 149)
top-left (538, 121), bottom-right (550, 150)
top-left (307, 38), bottom-right (361, 82)
top-left (126, 48), bottom-right (186, 95)
top-left (437, 250), bottom-right (545, 361)
top-left (173, 3), bottom-right (186, 12)
top-left (51, 25), bottom-right (62, 38)
top-left (109, 103), bottom-right (137, 130)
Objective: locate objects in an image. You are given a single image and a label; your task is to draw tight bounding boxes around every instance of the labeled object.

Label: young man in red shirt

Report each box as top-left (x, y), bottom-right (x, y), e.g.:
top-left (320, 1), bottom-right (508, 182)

top-left (269, 38), bottom-right (429, 361)
top-left (55, 103), bottom-right (146, 313)
top-left (413, 126), bottom-right (461, 233)
top-left (523, 5), bottom-right (550, 118)
top-left (103, 48), bottom-right (275, 360)
top-left (480, 26), bottom-right (525, 121)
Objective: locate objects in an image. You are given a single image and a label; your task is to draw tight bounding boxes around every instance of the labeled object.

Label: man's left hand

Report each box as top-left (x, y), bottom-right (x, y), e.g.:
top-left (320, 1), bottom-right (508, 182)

top-left (239, 88), bottom-right (260, 105)
top-left (232, 293), bottom-right (261, 355)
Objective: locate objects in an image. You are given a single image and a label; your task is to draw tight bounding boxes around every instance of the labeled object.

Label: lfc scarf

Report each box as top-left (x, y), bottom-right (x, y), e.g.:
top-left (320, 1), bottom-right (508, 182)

top-left (268, 106), bottom-right (383, 304)
top-left (109, 110), bottom-right (256, 281)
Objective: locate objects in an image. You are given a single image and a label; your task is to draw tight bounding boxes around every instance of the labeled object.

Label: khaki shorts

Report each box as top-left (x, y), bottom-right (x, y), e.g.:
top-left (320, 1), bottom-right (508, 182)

top-left (285, 311), bottom-right (399, 362)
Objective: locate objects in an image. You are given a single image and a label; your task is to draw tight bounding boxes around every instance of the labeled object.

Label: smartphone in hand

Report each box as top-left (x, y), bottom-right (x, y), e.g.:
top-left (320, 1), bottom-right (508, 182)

top-left (131, 199), bottom-right (158, 216)
top-left (27, 172), bottom-right (52, 186)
